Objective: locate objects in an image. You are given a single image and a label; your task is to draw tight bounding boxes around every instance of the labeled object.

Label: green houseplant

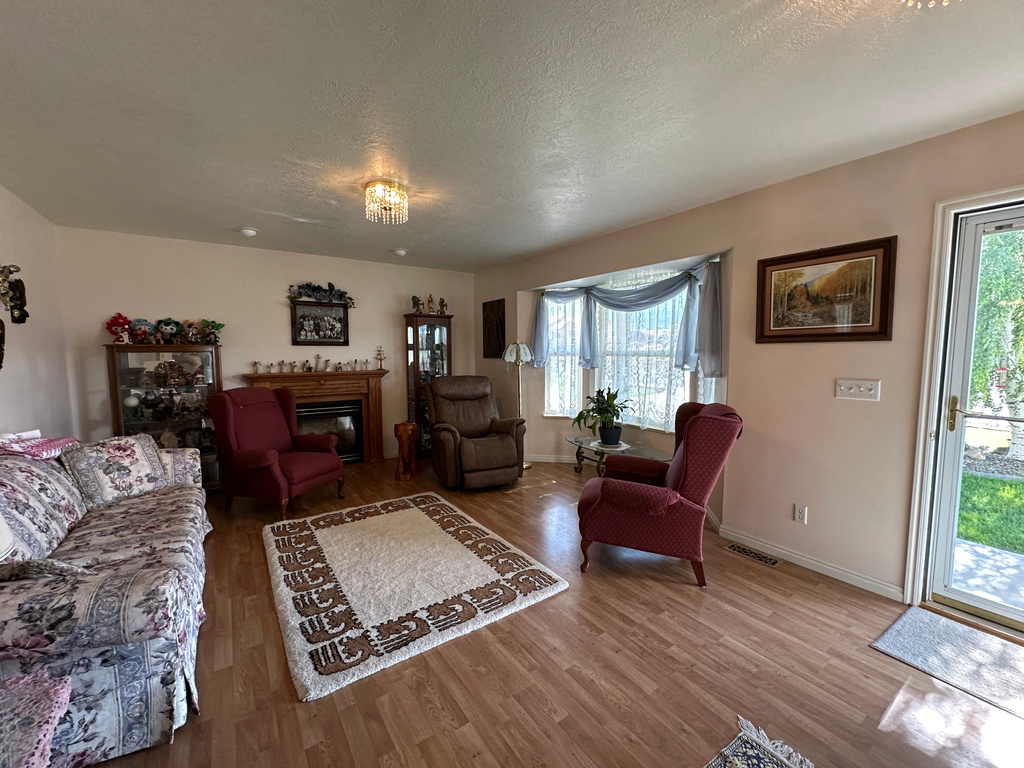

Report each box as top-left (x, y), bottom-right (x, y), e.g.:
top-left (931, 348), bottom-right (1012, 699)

top-left (572, 387), bottom-right (631, 446)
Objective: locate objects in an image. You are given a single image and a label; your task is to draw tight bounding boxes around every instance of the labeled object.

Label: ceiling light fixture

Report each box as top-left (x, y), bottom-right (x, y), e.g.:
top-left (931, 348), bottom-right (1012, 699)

top-left (393, 248), bottom-right (408, 257)
top-left (236, 226), bottom-right (260, 237)
top-left (904, 0), bottom-right (960, 8)
top-left (365, 180), bottom-right (408, 225)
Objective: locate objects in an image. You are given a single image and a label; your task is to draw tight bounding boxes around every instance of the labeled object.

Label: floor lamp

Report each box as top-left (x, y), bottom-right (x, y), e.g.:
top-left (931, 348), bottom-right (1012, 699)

top-left (503, 340), bottom-right (534, 470)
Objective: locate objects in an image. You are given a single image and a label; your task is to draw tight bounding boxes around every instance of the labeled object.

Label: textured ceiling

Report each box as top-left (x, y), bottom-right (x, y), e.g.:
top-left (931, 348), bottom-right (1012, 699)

top-left (1, 1), bottom-right (1022, 272)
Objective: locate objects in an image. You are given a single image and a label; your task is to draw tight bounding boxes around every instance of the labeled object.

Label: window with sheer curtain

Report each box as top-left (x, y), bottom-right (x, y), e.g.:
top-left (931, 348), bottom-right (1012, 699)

top-left (542, 298), bottom-right (584, 417)
top-left (595, 294), bottom-right (690, 430)
top-left (541, 266), bottom-right (716, 429)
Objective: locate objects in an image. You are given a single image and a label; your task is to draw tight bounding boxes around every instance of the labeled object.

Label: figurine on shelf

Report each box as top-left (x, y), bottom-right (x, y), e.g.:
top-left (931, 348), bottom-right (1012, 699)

top-left (289, 361), bottom-right (297, 373)
top-left (438, 297), bottom-right (448, 315)
top-left (155, 318), bottom-right (180, 344)
top-left (427, 294), bottom-right (435, 314)
top-left (105, 313), bottom-right (132, 344)
top-left (267, 362), bottom-right (275, 374)
top-left (193, 367), bottom-right (206, 386)
top-left (130, 318), bottom-right (155, 344)
top-left (251, 361), bottom-right (260, 374)
top-left (334, 362), bottom-right (343, 371)
top-left (411, 295), bottom-right (424, 313)
top-left (303, 359), bottom-right (313, 373)
top-left (323, 359), bottom-right (331, 372)
top-left (140, 390), bottom-right (163, 411)
top-left (180, 321), bottom-right (202, 345)
top-left (278, 360), bottom-right (286, 374)
top-left (122, 394), bottom-right (144, 422)
top-left (201, 319), bottom-right (224, 345)
top-left (376, 345), bottom-right (387, 369)
top-left (158, 429), bottom-right (179, 449)
top-left (314, 354), bottom-right (322, 372)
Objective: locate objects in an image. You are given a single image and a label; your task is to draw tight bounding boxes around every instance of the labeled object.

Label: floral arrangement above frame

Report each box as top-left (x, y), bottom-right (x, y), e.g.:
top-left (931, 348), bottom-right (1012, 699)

top-left (288, 282), bottom-right (356, 346)
top-left (755, 236), bottom-right (897, 343)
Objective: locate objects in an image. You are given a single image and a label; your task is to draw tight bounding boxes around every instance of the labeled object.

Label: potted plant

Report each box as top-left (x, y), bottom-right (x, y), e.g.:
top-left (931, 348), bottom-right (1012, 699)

top-left (572, 387), bottom-right (631, 446)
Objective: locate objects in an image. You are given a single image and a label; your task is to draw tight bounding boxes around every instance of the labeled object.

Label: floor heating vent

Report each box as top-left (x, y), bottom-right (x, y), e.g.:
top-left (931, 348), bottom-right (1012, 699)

top-left (724, 543), bottom-right (781, 568)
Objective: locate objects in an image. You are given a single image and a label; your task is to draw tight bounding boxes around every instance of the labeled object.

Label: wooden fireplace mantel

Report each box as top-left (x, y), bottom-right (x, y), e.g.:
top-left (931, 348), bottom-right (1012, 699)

top-left (243, 369), bottom-right (389, 462)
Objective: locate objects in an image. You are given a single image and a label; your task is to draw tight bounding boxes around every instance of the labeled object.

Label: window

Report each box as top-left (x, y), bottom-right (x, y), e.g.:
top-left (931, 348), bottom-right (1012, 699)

top-left (540, 264), bottom-right (717, 430)
top-left (595, 293), bottom-right (690, 431)
top-left (542, 298), bottom-right (584, 417)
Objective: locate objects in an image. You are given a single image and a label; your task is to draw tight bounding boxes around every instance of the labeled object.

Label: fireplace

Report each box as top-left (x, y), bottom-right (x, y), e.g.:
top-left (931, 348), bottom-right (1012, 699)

top-left (242, 369), bottom-right (388, 463)
top-left (295, 400), bottom-right (363, 463)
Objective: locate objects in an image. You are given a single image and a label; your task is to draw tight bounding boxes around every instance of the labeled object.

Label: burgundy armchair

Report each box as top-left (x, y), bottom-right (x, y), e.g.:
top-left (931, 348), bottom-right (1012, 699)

top-left (577, 402), bottom-right (742, 586)
top-left (208, 387), bottom-right (344, 517)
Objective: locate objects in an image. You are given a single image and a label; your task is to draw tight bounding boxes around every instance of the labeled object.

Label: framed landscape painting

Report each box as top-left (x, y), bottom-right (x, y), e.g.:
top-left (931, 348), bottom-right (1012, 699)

top-left (755, 236), bottom-right (897, 343)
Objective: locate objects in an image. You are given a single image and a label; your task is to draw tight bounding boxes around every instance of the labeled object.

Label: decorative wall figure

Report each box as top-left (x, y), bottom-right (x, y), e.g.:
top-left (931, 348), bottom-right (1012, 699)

top-left (482, 298), bottom-right (506, 359)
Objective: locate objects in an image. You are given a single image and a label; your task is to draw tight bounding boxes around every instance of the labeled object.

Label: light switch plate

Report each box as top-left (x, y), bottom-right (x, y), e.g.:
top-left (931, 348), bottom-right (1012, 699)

top-left (835, 378), bottom-right (881, 401)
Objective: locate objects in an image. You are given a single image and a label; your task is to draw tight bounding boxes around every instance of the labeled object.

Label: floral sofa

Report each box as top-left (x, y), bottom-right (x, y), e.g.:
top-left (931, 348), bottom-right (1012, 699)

top-left (0, 435), bottom-right (212, 766)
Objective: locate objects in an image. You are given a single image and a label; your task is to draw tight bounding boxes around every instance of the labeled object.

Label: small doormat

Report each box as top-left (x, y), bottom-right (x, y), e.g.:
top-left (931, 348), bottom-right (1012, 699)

top-left (871, 606), bottom-right (1024, 719)
top-left (705, 717), bottom-right (815, 768)
top-left (263, 493), bottom-right (568, 701)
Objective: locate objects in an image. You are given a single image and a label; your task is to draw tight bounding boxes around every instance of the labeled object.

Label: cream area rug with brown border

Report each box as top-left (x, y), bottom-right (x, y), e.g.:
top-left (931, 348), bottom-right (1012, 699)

top-left (263, 492), bottom-right (569, 701)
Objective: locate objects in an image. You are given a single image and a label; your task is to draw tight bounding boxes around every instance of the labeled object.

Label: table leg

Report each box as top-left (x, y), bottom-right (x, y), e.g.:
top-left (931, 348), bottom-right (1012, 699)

top-left (574, 445), bottom-right (585, 473)
top-left (596, 452), bottom-right (606, 477)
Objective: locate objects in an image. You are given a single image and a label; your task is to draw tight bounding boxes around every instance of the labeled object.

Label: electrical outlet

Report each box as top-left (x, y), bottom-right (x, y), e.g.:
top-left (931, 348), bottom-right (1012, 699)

top-left (835, 378), bottom-right (881, 401)
top-left (794, 505), bottom-right (808, 524)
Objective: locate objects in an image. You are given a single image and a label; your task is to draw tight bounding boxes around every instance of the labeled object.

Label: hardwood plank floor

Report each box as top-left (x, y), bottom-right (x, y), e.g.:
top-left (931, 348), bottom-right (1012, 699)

top-left (108, 461), bottom-right (1018, 767)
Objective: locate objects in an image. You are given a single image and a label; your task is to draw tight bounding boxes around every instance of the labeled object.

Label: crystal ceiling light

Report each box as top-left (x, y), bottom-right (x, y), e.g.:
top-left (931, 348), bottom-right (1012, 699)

top-left (364, 180), bottom-right (408, 225)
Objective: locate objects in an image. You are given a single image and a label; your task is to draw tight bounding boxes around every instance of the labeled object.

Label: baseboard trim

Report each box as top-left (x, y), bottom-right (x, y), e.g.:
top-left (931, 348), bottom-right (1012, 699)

top-left (704, 505), bottom-right (721, 533)
top-left (717, 527), bottom-right (904, 602)
top-left (525, 455), bottom-right (578, 464)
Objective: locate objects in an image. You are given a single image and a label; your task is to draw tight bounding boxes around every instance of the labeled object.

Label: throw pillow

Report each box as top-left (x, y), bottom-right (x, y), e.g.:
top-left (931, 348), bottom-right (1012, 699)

top-left (0, 455), bottom-right (87, 561)
top-left (159, 447), bottom-right (203, 487)
top-left (0, 436), bottom-right (79, 459)
top-left (0, 558), bottom-right (95, 581)
top-left (60, 434), bottom-right (168, 510)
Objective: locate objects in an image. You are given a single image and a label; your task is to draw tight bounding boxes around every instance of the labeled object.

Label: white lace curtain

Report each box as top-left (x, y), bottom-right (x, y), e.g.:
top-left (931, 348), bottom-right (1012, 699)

top-left (542, 298), bottom-right (583, 417)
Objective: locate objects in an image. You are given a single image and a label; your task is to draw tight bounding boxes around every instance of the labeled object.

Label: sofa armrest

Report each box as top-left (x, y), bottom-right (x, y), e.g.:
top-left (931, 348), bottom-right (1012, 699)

top-left (293, 433), bottom-right (338, 454)
top-left (431, 423), bottom-right (461, 441)
top-left (159, 447), bottom-right (203, 487)
top-left (0, 566), bottom-right (191, 662)
top-left (490, 417), bottom-right (525, 437)
top-left (232, 448), bottom-right (279, 470)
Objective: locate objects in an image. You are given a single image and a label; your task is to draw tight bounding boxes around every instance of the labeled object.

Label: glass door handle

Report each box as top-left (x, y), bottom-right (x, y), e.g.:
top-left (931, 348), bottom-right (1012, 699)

top-left (947, 394), bottom-right (1024, 431)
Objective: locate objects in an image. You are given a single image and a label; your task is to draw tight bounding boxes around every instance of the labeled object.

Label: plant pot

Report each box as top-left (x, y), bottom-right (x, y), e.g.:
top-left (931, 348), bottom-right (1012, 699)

top-left (598, 426), bottom-right (622, 446)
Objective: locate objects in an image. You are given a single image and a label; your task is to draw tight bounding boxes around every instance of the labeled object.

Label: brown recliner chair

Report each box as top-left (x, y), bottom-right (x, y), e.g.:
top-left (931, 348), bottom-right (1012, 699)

top-left (426, 375), bottom-right (526, 489)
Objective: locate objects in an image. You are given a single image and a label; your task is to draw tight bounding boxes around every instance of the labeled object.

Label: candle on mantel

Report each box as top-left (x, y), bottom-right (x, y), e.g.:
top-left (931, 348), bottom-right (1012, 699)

top-left (375, 345), bottom-right (387, 370)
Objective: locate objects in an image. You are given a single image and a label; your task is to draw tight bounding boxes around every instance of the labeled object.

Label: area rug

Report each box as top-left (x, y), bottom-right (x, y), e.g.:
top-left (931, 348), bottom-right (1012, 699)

top-left (871, 606), bottom-right (1024, 719)
top-left (263, 492), bottom-right (568, 701)
top-left (705, 717), bottom-right (815, 768)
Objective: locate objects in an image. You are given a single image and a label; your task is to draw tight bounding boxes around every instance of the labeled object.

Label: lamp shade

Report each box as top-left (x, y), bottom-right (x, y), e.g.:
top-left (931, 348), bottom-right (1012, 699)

top-left (503, 341), bottom-right (534, 364)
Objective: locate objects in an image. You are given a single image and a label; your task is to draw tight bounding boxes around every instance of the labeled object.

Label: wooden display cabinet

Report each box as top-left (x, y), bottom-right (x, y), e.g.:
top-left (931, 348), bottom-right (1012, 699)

top-left (405, 313), bottom-right (452, 456)
top-left (105, 344), bottom-right (223, 487)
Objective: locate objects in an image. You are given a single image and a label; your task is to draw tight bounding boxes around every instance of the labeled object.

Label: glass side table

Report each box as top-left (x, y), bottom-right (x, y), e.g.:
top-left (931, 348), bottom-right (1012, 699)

top-left (564, 433), bottom-right (672, 477)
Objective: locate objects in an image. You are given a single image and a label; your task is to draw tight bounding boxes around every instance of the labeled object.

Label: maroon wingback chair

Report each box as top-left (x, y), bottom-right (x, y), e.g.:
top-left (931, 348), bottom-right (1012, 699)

top-left (577, 403), bottom-right (742, 586)
top-left (208, 387), bottom-right (345, 517)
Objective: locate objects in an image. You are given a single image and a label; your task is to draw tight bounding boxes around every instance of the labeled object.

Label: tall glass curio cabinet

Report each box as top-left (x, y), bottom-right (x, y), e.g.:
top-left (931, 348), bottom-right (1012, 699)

top-left (405, 313), bottom-right (452, 456)
top-left (105, 344), bottom-right (223, 487)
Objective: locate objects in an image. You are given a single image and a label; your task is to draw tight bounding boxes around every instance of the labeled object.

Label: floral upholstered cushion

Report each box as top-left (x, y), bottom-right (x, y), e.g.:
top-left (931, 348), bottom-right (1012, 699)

top-left (0, 455), bottom-right (88, 562)
top-left (0, 669), bottom-right (73, 768)
top-left (159, 447), bottom-right (203, 487)
top-left (60, 434), bottom-right (168, 510)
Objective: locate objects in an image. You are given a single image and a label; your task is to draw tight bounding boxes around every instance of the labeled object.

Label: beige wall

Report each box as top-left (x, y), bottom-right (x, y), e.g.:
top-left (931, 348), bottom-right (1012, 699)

top-left (0, 184), bottom-right (73, 436)
top-left (52, 228), bottom-right (476, 455)
top-left (476, 110), bottom-right (1024, 597)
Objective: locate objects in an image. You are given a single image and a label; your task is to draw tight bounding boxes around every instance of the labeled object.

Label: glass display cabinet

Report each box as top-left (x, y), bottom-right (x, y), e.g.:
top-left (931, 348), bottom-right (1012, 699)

top-left (105, 344), bottom-right (223, 487)
top-left (405, 313), bottom-right (452, 456)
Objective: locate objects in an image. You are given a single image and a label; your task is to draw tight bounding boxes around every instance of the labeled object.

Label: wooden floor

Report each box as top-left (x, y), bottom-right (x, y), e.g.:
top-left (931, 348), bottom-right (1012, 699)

top-left (109, 461), bottom-right (1018, 768)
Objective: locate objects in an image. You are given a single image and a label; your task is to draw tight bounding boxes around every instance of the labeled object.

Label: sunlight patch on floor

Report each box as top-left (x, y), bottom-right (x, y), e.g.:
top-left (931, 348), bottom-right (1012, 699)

top-left (879, 676), bottom-right (1023, 767)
